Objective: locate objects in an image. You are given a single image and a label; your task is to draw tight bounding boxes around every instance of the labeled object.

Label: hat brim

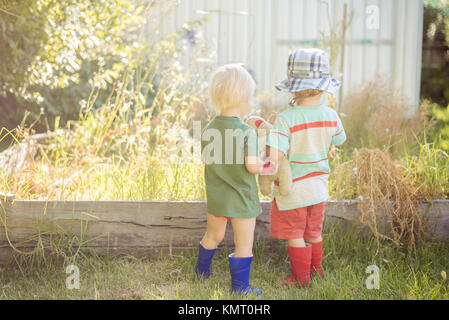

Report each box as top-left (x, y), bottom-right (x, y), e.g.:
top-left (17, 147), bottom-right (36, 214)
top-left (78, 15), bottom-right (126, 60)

top-left (275, 76), bottom-right (341, 95)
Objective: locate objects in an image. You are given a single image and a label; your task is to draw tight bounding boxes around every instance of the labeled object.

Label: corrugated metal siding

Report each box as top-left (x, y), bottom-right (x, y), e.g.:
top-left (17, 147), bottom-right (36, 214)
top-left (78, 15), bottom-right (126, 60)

top-left (152, 0), bottom-right (423, 113)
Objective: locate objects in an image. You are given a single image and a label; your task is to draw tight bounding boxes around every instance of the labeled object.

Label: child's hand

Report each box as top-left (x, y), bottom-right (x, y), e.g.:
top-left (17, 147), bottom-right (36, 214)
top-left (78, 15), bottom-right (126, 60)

top-left (259, 156), bottom-right (277, 175)
top-left (245, 155), bottom-right (272, 175)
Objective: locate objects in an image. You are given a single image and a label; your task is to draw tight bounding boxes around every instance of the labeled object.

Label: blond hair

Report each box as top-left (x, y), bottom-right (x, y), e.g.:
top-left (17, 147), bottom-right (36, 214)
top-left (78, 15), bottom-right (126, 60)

top-left (209, 64), bottom-right (256, 112)
top-left (293, 89), bottom-right (323, 98)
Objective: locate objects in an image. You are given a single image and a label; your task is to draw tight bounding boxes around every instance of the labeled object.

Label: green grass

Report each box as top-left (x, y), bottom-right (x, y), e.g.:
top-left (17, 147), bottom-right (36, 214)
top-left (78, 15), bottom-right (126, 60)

top-left (1, 221), bottom-right (447, 300)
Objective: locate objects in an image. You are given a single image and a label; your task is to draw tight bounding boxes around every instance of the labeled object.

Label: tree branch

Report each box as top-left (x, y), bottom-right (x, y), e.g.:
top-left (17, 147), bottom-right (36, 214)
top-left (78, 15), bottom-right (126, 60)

top-left (0, 7), bottom-right (18, 17)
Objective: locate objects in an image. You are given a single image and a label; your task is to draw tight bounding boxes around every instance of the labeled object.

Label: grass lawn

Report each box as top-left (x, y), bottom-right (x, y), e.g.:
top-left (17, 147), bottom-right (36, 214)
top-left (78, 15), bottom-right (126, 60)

top-left (1, 221), bottom-right (448, 300)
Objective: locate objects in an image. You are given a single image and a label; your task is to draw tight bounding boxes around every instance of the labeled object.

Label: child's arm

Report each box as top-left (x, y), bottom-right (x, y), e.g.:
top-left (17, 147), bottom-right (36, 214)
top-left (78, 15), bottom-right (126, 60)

top-left (331, 115), bottom-right (346, 147)
top-left (244, 127), bottom-right (271, 174)
top-left (245, 156), bottom-right (269, 174)
top-left (265, 115), bottom-right (290, 165)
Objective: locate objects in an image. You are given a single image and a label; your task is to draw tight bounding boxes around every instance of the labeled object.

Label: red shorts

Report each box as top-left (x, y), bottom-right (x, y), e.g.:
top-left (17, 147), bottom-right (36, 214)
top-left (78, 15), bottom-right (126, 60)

top-left (270, 199), bottom-right (326, 240)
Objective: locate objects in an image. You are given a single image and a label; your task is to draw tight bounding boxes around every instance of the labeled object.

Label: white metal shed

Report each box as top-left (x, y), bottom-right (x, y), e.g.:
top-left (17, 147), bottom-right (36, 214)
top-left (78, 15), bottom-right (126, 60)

top-left (156, 0), bottom-right (424, 115)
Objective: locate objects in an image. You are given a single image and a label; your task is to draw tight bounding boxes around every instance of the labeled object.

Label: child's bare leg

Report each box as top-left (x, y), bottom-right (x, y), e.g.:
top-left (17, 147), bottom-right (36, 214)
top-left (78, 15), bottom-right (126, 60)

top-left (287, 238), bottom-right (306, 247)
top-left (231, 217), bottom-right (256, 257)
top-left (304, 236), bottom-right (322, 244)
top-left (201, 213), bottom-right (228, 250)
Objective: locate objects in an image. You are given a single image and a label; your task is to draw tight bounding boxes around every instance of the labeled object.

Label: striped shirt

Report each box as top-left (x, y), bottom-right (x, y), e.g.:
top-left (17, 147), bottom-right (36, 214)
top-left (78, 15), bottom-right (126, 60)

top-left (266, 104), bottom-right (346, 210)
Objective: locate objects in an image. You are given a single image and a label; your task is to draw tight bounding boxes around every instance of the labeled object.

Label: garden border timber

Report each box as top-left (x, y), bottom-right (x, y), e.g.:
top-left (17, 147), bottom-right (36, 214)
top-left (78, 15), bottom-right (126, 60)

top-left (0, 195), bottom-right (448, 263)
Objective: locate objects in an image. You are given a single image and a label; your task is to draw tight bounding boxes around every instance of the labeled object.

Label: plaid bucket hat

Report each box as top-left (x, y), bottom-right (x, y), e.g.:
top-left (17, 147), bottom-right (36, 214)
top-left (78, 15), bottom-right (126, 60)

top-left (275, 48), bottom-right (341, 95)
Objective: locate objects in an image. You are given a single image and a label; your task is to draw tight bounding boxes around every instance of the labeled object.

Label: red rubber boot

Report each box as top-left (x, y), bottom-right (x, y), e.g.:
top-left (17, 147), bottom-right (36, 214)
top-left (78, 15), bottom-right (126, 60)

top-left (310, 241), bottom-right (324, 277)
top-left (277, 245), bottom-right (312, 287)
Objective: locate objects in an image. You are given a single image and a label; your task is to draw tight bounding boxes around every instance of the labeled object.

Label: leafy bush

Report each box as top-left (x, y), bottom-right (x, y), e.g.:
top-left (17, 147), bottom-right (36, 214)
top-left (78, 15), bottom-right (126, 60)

top-left (0, 4), bottom-right (214, 200)
top-left (0, 0), bottom-right (148, 134)
top-left (421, 0), bottom-right (449, 106)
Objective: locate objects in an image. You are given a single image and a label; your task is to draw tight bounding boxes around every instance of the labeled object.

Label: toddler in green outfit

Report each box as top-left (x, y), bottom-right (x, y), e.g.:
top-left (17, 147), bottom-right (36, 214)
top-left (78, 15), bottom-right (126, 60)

top-left (193, 64), bottom-right (267, 296)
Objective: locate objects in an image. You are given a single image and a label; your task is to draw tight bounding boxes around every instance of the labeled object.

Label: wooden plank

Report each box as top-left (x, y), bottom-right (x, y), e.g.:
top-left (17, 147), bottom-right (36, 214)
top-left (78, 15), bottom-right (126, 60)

top-left (0, 200), bottom-right (447, 264)
top-left (0, 193), bottom-right (15, 202)
top-left (0, 200), bottom-right (351, 250)
top-left (420, 200), bottom-right (449, 241)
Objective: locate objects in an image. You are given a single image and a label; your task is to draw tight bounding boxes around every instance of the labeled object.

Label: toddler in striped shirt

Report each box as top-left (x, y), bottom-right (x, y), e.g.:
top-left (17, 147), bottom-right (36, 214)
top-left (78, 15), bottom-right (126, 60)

top-left (266, 48), bottom-right (346, 287)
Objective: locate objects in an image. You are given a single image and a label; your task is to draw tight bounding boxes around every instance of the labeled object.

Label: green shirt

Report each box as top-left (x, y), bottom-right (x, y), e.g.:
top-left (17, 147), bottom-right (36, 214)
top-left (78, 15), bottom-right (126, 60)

top-left (201, 116), bottom-right (262, 218)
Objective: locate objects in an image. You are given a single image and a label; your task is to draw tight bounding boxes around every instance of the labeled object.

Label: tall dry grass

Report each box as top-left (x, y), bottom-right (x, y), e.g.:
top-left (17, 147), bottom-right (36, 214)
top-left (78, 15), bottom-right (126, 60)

top-left (328, 78), bottom-right (448, 250)
top-left (332, 148), bottom-right (426, 251)
top-left (340, 77), bottom-right (434, 155)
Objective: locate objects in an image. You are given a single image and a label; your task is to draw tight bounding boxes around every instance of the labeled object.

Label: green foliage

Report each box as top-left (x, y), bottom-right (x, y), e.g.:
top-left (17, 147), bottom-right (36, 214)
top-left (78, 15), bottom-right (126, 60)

top-left (0, 0), bottom-right (148, 131)
top-left (0, 7), bottom-right (214, 200)
top-left (424, 0), bottom-right (449, 12)
top-left (422, 0), bottom-right (449, 106)
top-left (429, 102), bottom-right (449, 151)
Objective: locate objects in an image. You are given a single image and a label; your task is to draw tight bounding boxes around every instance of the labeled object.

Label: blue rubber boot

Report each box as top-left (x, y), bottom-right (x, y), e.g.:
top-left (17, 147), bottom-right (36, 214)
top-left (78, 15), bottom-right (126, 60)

top-left (228, 254), bottom-right (262, 296)
top-left (193, 243), bottom-right (217, 279)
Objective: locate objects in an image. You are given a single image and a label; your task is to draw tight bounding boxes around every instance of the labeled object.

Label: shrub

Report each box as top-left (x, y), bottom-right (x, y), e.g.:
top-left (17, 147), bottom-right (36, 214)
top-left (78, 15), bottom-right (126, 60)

top-left (0, 0), bottom-right (153, 140)
top-left (0, 6), bottom-right (214, 200)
